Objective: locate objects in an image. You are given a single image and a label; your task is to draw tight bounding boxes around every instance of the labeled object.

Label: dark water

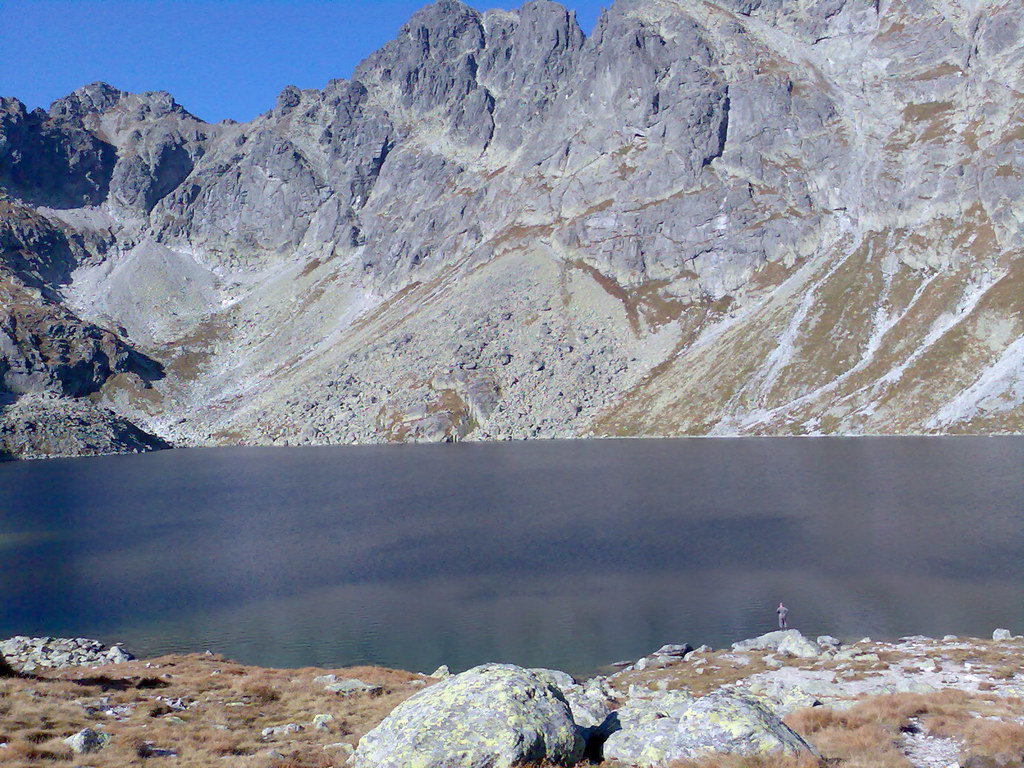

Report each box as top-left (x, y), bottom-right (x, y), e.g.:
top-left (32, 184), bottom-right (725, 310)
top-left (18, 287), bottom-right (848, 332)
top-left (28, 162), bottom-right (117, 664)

top-left (0, 438), bottom-right (1021, 675)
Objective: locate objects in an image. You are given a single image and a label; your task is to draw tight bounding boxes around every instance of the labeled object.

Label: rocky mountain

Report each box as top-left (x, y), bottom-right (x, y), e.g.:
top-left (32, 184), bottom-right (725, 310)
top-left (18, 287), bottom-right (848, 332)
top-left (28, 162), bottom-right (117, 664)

top-left (1, 0), bottom-right (1022, 458)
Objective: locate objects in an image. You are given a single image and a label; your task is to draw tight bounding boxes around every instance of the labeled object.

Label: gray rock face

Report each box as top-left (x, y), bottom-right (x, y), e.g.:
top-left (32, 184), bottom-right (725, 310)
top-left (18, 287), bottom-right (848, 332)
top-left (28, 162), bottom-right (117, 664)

top-left (1, 0), bottom-right (1022, 457)
top-left (602, 691), bottom-right (817, 765)
top-left (0, 394), bottom-right (169, 461)
top-left (352, 663), bottom-right (584, 768)
top-left (0, 94), bottom-right (115, 209)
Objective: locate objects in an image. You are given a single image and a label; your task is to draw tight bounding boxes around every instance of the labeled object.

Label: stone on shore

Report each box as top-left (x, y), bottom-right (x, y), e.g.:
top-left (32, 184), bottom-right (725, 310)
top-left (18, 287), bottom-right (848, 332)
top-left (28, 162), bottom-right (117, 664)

top-left (778, 632), bottom-right (822, 658)
top-left (0, 636), bottom-right (134, 672)
top-left (529, 668), bottom-right (576, 692)
top-left (351, 663), bottom-right (584, 768)
top-left (816, 635), bottom-right (842, 651)
top-left (993, 628), bottom-right (1013, 641)
top-left (602, 691), bottom-right (817, 766)
top-left (733, 630), bottom-right (820, 657)
top-left (563, 677), bottom-right (617, 729)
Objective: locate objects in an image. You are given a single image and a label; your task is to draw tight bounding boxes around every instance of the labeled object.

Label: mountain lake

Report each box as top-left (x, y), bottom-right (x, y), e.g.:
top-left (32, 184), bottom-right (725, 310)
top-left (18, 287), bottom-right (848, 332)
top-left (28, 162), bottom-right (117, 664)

top-left (1, 437), bottom-right (1021, 675)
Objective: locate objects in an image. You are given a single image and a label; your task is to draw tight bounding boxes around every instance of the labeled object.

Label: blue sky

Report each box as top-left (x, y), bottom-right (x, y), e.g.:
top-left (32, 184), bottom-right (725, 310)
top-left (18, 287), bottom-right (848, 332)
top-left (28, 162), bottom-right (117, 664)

top-left (1, 0), bottom-right (605, 124)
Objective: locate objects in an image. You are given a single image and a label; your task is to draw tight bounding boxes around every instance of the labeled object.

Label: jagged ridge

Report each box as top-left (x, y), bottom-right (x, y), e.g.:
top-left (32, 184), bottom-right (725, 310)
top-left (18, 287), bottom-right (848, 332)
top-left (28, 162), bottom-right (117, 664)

top-left (1, 0), bottom-right (1022, 457)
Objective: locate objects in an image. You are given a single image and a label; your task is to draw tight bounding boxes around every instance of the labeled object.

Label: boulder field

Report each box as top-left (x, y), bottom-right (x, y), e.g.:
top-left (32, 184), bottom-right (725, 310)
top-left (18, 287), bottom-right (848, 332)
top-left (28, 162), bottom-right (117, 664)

top-left (1, 629), bottom-right (1023, 767)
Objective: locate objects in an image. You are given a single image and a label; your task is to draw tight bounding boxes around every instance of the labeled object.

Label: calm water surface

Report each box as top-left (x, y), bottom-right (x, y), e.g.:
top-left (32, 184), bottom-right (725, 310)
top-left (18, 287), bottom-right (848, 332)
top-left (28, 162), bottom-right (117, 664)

top-left (0, 438), bottom-right (1021, 675)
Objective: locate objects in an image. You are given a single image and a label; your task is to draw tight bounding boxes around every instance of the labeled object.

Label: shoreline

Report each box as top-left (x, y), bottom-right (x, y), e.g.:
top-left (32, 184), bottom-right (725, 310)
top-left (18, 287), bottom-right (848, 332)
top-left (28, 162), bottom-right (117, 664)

top-left (2, 628), bottom-right (1022, 767)
top-left (4, 431), bottom-right (1024, 465)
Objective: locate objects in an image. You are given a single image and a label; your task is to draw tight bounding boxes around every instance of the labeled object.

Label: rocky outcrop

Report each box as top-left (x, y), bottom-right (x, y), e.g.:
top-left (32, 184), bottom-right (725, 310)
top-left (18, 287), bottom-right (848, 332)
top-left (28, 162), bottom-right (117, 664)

top-left (0, 394), bottom-right (169, 460)
top-left (0, 636), bottom-right (135, 672)
top-left (602, 691), bottom-right (817, 765)
top-left (0, 94), bottom-right (116, 209)
top-left (733, 629), bottom-right (821, 657)
top-left (1, 0), bottom-right (1022, 457)
top-left (352, 663), bottom-right (584, 768)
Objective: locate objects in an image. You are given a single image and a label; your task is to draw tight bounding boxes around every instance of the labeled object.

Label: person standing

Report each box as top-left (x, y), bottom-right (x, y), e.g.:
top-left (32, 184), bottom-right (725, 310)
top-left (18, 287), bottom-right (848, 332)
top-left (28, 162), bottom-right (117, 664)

top-left (777, 602), bottom-right (789, 629)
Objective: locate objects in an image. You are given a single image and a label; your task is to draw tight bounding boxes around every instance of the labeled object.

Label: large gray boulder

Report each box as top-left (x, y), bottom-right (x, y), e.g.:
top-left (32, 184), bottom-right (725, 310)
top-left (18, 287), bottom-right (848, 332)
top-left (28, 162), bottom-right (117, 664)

top-left (602, 691), bottom-right (816, 766)
top-left (733, 630), bottom-right (820, 657)
top-left (351, 663), bottom-right (584, 768)
top-left (777, 632), bottom-right (823, 658)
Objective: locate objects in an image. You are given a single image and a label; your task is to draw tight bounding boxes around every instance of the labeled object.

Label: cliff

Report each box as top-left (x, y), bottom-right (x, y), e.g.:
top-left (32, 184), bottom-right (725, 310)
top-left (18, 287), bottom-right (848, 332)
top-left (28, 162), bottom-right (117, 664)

top-left (2, 0), bottom-right (1022, 458)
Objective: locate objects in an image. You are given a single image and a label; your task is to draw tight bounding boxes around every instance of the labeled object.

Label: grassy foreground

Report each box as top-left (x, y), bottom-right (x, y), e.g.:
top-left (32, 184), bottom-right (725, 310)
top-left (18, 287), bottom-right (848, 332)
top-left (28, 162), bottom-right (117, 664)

top-left (0, 637), bottom-right (1022, 768)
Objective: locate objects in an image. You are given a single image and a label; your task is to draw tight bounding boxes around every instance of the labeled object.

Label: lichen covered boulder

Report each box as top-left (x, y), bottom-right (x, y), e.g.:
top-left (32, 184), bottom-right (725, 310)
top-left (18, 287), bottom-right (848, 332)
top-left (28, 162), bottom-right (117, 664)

top-left (352, 663), bottom-right (584, 768)
top-left (777, 632), bottom-right (822, 658)
top-left (602, 691), bottom-right (817, 766)
top-left (64, 728), bottom-right (112, 754)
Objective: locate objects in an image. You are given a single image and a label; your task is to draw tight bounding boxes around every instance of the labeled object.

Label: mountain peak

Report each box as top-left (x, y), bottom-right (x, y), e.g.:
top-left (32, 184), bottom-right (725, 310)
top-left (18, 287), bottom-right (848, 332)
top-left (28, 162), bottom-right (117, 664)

top-left (49, 81), bottom-right (125, 120)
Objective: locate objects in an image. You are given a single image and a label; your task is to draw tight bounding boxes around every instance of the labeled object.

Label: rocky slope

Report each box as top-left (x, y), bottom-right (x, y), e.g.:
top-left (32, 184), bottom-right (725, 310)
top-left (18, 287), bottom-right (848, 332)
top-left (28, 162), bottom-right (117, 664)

top-left (1, 0), bottom-right (1022, 457)
top-left (2, 630), bottom-right (1022, 767)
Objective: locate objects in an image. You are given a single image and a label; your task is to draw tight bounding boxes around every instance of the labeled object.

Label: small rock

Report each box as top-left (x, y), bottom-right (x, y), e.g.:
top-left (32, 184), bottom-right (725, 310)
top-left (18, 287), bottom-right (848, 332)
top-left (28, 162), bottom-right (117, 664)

top-left (105, 646), bottom-right (134, 664)
top-left (325, 679), bottom-right (382, 696)
top-left (993, 628), bottom-right (1013, 641)
top-left (64, 729), bottom-right (111, 754)
top-left (137, 744), bottom-right (177, 758)
top-left (430, 665), bottom-right (450, 678)
top-left (313, 673), bottom-right (338, 685)
top-left (261, 724), bottom-right (304, 740)
top-left (653, 643), bottom-right (693, 658)
top-left (313, 714), bottom-right (334, 731)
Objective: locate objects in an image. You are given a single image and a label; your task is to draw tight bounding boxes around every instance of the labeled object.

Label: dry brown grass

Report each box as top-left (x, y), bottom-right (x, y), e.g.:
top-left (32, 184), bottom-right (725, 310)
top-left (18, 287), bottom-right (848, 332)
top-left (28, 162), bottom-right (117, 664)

top-left (784, 689), bottom-right (1024, 767)
top-left (1, 638), bottom-right (1022, 768)
top-left (786, 705), bottom-right (911, 768)
top-left (0, 654), bottom-right (428, 768)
